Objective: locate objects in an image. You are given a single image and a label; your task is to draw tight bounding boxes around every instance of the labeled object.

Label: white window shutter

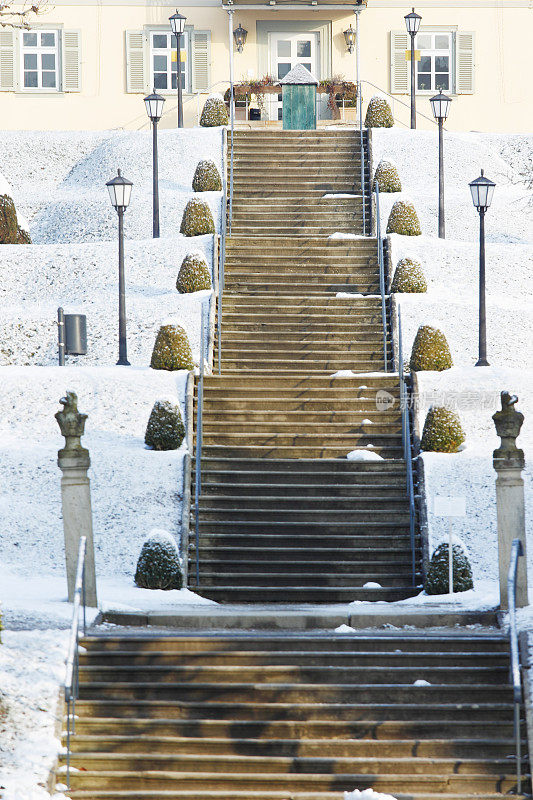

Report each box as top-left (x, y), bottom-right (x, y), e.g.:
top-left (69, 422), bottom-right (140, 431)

top-left (0, 30), bottom-right (15, 91)
top-left (192, 30), bottom-right (210, 93)
top-left (456, 31), bottom-right (474, 94)
top-left (126, 30), bottom-right (146, 93)
top-left (390, 31), bottom-right (409, 94)
top-left (63, 30), bottom-right (81, 92)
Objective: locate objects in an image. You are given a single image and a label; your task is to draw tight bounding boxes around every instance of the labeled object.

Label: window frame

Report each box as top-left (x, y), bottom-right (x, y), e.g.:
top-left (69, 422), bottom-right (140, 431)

top-left (414, 29), bottom-right (456, 95)
top-left (19, 28), bottom-right (61, 92)
top-left (148, 27), bottom-right (191, 95)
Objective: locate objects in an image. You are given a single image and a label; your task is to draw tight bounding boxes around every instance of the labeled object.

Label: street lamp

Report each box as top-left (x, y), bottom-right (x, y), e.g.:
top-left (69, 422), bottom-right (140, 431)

top-left (430, 89), bottom-right (452, 239)
top-left (169, 9), bottom-right (187, 128)
top-left (343, 25), bottom-right (356, 54)
top-left (469, 169), bottom-right (496, 367)
top-left (404, 7), bottom-right (422, 129)
top-left (144, 88), bottom-right (165, 239)
top-left (233, 23), bottom-right (247, 53)
top-left (106, 169), bottom-right (133, 366)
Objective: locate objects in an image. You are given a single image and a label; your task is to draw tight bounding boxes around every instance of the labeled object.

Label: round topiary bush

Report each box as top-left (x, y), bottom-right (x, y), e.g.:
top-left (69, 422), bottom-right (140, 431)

top-left (192, 160), bottom-right (222, 192)
top-left (373, 159), bottom-right (402, 193)
top-left (145, 399), bottom-right (185, 451)
top-left (386, 199), bottom-right (421, 236)
top-left (151, 323), bottom-right (195, 371)
top-left (176, 251), bottom-right (211, 294)
top-left (425, 542), bottom-right (473, 595)
top-left (134, 529), bottom-right (183, 590)
top-left (180, 198), bottom-right (215, 237)
top-left (410, 325), bottom-right (453, 372)
top-left (0, 195), bottom-right (19, 244)
top-left (421, 406), bottom-right (466, 453)
top-left (200, 93), bottom-right (229, 127)
top-left (391, 256), bottom-right (427, 293)
top-left (364, 95), bottom-right (394, 128)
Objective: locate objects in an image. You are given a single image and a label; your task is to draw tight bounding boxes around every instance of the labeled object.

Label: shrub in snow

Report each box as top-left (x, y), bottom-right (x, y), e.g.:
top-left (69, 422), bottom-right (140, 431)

top-left (200, 94), bottom-right (229, 127)
top-left (176, 252), bottom-right (211, 294)
top-left (409, 325), bottom-right (453, 372)
top-left (391, 256), bottom-right (427, 293)
top-left (145, 400), bottom-right (185, 451)
top-left (425, 542), bottom-right (473, 595)
top-left (364, 96), bottom-right (394, 128)
top-left (421, 406), bottom-right (466, 453)
top-left (386, 199), bottom-right (421, 236)
top-left (16, 226), bottom-right (31, 244)
top-left (150, 324), bottom-right (195, 371)
top-left (373, 160), bottom-right (401, 193)
top-left (180, 198), bottom-right (215, 237)
top-left (134, 529), bottom-right (183, 590)
top-left (192, 160), bottom-right (222, 192)
top-left (0, 195), bottom-right (30, 244)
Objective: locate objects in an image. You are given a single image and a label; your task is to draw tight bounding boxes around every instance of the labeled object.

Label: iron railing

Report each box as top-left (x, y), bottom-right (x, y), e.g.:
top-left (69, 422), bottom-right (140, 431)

top-left (64, 535), bottom-right (88, 789)
top-left (397, 305), bottom-right (417, 586)
top-left (358, 80), bottom-right (366, 236)
top-left (218, 128), bottom-right (228, 375)
top-left (360, 79), bottom-right (440, 130)
top-left (508, 537), bottom-right (525, 795)
top-left (374, 181), bottom-right (388, 373)
top-left (193, 300), bottom-right (208, 587)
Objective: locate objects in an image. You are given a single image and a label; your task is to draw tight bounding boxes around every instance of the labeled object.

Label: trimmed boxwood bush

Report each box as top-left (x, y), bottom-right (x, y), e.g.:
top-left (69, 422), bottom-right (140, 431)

top-left (193, 160), bottom-right (222, 192)
top-left (386, 199), bottom-right (421, 236)
top-left (134, 529), bottom-right (183, 590)
top-left (425, 542), bottom-right (473, 595)
top-left (151, 324), bottom-right (195, 371)
top-left (421, 406), bottom-right (466, 453)
top-left (176, 252), bottom-right (211, 293)
top-left (364, 95), bottom-right (394, 128)
top-left (145, 400), bottom-right (185, 451)
top-left (410, 325), bottom-right (453, 372)
top-left (374, 160), bottom-right (402, 193)
top-left (16, 226), bottom-right (31, 244)
top-left (391, 256), bottom-right (427, 293)
top-left (0, 195), bottom-right (19, 244)
top-left (200, 94), bottom-right (229, 127)
top-left (180, 198), bottom-right (215, 237)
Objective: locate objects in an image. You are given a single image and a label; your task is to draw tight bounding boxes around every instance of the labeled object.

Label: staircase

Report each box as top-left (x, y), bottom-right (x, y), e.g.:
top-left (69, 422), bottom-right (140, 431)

top-left (62, 631), bottom-right (530, 799)
top-left (190, 128), bottom-right (420, 603)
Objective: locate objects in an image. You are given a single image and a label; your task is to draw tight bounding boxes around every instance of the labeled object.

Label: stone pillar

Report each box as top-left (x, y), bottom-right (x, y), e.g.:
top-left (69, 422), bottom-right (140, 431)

top-left (492, 391), bottom-right (528, 609)
top-left (55, 391), bottom-right (98, 607)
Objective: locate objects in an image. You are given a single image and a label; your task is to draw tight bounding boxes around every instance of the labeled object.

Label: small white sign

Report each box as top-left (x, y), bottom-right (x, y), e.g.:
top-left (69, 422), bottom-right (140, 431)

top-left (433, 495), bottom-right (466, 517)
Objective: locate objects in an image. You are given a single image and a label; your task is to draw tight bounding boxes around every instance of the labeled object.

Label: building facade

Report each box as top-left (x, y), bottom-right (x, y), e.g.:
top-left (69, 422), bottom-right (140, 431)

top-left (0, 0), bottom-right (531, 131)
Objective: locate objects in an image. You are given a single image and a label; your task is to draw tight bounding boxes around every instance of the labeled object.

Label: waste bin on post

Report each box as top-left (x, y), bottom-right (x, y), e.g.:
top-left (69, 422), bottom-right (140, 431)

top-left (280, 64), bottom-right (318, 131)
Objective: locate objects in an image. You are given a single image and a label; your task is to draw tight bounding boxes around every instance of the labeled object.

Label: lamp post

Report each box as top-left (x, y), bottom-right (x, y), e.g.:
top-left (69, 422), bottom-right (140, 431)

top-left (106, 169), bottom-right (133, 366)
top-left (233, 23), bottom-right (247, 53)
top-left (469, 169), bottom-right (496, 367)
top-left (430, 89), bottom-right (452, 239)
top-left (404, 7), bottom-right (421, 129)
top-left (169, 9), bottom-right (187, 128)
top-left (144, 89), bottom-right (165, 239)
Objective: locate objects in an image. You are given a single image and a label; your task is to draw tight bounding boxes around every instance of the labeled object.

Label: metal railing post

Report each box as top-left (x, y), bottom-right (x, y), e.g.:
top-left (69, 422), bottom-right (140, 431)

top-left (508, 538), bottom-right (524, 795)
top-left (194, 302), bottom-right (206, 586)
top-left (375, 182), bottom-right (388, 372)
top-left (218, 128), bottom-right (227, 376)
top-left (398, 307), bottom-right (417, 586)
top-left (227, 8), bottom-right (235, 235)
top-left (358, 82), bottom-right (366, 235)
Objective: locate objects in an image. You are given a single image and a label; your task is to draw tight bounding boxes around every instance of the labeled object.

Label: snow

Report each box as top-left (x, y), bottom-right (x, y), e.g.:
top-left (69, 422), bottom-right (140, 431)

top-left (331, 369), bottom-right (357, 378)
top-left (334, 624), bottom-right (357, 633)
top-left (347, 450), bottom-right (384, 461)
top-left (329, 232), bottom-right (360, 240)
top-left (413, 679), bottom-right (432, 686)
top-left (345, 789), bottom-right (399, 800)
top-left (363, 581), bottom-right (383, 589)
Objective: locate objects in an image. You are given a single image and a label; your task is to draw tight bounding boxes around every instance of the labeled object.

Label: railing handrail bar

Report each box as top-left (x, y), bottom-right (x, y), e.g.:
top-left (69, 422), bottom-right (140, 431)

top-left (398, 306), bottom-right (417, 586)
top-left (218, 127), bottom-right (227, 375)
top-left (64, 535), bottom-right (87, 702)
top-left (358, 81), bottom-right (366, 236)
top-left (194, 302), bottom-right (207, 586)
top-left (508, 537), bottom-right (523, 795)
top-left (360, 79), bottom-right (441, 128)
top-left (375, 181), bottom-right (388, 373)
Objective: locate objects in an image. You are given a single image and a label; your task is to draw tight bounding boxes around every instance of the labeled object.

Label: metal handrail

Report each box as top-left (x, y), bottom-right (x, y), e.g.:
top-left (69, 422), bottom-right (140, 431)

top-left (374, 181), bottom-right (388, 373)
top-left (358, 80), bottom-right (366, 235)
top-left (64, 535), bottom-right (87, 789)
top-left (398, 306), bottom-right (417, 586)
top-left (194, 301), bottom-right (207, 586)
top-left (218, 128), bottom-right (228, 375)
top-left (508, 537), bottom-right (524, 795)
top-left (360, 79), bottom-right (440, 129)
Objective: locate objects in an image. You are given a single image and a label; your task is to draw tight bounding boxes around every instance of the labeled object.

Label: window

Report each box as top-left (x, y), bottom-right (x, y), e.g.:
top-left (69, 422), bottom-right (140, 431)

top-left (150, 31), bottom-right (189, 93)
top-left (21, 29), bottom-right (59, 90)
top-left (415, 32), bottom-right (452, 92)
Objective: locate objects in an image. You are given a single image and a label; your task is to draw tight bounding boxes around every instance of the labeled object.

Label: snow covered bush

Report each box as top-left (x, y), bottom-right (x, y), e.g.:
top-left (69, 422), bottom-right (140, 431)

top-left (386, 199), bottom-right (421, 236)
top-left (200, 94), bottom-right (229, 127)
top-left (176, 251), bottom-right (211, 293)
top-left (410, 325), bottom-right (453, 372)
top-left (364, 95), bottom-right (394, 128)
top-left (391, 256), bottom-right (427, 293)
top-left (180, 198), bottom-right (215, 237)
top-left (150, 324), bottom-right (195, 371)
top-left (425, 542), bottom-right (473, 595)
top-left (145, 400), bottom-right (185, 451)
top-left (134, 529), bottom-right (183, 590)
top-left (0, 195), bottom-right (30, 244)
top-left (192, 160), bottom-right (222, 192)
top-left (421, 406), bottom-right (466, 453)
top-left (373, 160), bottom-right (402, 193)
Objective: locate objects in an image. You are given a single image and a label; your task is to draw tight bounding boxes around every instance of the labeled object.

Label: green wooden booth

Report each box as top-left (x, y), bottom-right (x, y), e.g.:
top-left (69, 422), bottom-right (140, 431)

top-left (280, 64), bottom-right (318, 131)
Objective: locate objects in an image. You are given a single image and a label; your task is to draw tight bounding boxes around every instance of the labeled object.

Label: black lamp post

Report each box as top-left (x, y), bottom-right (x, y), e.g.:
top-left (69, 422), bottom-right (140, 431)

top-left (169, 9), bottom-right (187, 128)
top-left (106, 169), bottom-right (133, 366)
top-left (404, 7), bottom-right (422, 129)
top-left (430, 89), bottom-right (452, 239)
top-left (144, 88), bottom-right (165, 239)
top-left (469, 169), bottom-right (496, 367)
top-left (343, 25), bottom-right (356, 54)
top-left (233, 23), bottom-right (247, 53)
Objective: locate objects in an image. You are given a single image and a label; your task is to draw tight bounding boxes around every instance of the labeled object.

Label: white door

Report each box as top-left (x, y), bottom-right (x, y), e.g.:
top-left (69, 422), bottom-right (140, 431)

top-left (268, 32), bottom-right (319, 121)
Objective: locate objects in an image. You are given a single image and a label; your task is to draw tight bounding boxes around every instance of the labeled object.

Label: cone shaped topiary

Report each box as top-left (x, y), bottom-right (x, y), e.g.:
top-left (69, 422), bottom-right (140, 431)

top-left (180, 198), bottom-right (215, 237)
top-left (200, 93), bottom-right (229, 127)
top-left (391, 256), bottom-right (427, 293)
top-left (364, 95), bottom-right (394, 128)
top-left (421, 406), bottom-right (466, 453)
top-left (374, 159), bottom-right (402, 193)
top-left (145, 400), bottom-right (185, 451)
top-left (410, 325), bottom-right (453, 372)
top-left (387, 199), bottom-right (421, 236)
top-left (192, 160), bottom-right (222, 192)
top-left (151, 324), bottom-right (195, 371)
top-left (176, 251), bottom-right (212, 293)
top-left (425, 542), bottom-right (473, 595)
top-left (0, 195), bottom-right (20, 244)
top-left (134, 529), bottom-right (183, 590)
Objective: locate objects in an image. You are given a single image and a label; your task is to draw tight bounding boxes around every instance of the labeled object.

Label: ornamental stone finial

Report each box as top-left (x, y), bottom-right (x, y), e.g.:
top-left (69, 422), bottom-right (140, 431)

top-left (492, 391), bottom-right (525, 470)
top-left (55, 391), bottom-right (89, 460)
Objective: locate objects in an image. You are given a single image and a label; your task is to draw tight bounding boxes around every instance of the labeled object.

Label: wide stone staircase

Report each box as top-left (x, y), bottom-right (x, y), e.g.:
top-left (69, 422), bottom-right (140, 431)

top-left (62, 631), bottom-right (530, 799)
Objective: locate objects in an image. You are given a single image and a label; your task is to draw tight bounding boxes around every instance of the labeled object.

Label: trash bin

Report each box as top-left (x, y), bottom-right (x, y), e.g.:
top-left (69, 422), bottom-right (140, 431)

top-left (64, 314), bottom-right (87, 355)
top-left (280, 64), bottom-right (318, 131)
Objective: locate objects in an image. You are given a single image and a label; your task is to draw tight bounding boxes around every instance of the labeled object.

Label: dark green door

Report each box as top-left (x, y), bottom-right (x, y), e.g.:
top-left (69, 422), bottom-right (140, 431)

top-left (282, 84), bottom-right (317, 130)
